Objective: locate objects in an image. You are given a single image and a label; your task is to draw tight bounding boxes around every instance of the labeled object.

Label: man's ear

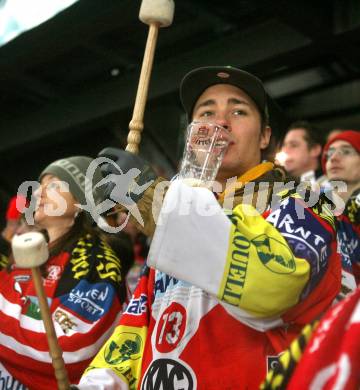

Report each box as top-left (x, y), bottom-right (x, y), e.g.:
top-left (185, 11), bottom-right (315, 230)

top-left (310, 143), bottom-right (322, 158)
top-left (260, 126), bottom-right (272, 150)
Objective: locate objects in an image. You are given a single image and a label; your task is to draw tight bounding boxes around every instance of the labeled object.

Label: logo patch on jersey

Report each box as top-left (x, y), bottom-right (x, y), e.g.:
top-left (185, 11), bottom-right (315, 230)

top-left (266, 354), bottom-right (282, 373)
top-left (141, 359), bottom-right (195, 390)
top-left (103, 332), bottom-right (143, 365)
top-left (14, 274), bottom-right (31, 283)
top-left (252, 234), bottom-right (296, 274)
top-left (54, 308), bottom-right (78, 334)
top-left (154, 272), bottom-right (179, 297)
top-left (266, 199), bottom-right (332, 277)
top-left (46, 265), bottom-right (62, 281)
top-left (0, 362), bottom-right (27, 390)
top-left (23, 296), bottom-right (42, 320)
top-left (13, 278), bottom-right (45, 320)
top-left (125, 294), bottom-right (148, 316)
top-left (60, 280), bottom-right (114, 322)
top-left (156, 303), bottom-right (187, 353)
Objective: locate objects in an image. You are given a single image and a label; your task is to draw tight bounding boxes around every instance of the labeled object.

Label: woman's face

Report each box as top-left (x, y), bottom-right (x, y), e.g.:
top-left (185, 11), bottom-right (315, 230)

top-left (33, 174), bottom-right (78, 227)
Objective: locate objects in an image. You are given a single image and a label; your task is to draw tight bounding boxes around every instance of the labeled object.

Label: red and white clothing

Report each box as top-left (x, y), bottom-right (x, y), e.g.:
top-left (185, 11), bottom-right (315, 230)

top-left (288, 287), bottom-right (360, 390)
top-left (0, 234), bottom-right (127, 389)
top-left (79, 171), bottom-right (341, 389)
top-left (262, 286), bottom-right (360, 390)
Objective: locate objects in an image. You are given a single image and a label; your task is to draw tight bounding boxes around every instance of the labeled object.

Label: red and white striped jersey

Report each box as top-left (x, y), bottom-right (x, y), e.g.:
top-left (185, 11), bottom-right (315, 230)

top-left (0, 234), bottom-right (127, 389)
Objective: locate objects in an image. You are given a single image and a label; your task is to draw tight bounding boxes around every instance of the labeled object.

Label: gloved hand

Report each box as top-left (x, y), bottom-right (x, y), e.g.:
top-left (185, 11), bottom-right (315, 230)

top-left (97, 147), bottom-right (166, 237)
top-left (97, 147), bottom-right (158, 204)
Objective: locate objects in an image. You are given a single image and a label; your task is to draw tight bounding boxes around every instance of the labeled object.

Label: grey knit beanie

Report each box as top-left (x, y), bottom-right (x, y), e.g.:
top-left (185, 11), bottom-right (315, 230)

top-left (39, 156), bottom-right (104, 208)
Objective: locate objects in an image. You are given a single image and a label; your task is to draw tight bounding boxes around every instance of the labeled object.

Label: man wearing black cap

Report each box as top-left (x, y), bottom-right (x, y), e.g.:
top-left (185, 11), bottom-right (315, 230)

top-left (78, 66), bottom-right (340, 389)
top-left (181, 67), bottom-right (271, 186)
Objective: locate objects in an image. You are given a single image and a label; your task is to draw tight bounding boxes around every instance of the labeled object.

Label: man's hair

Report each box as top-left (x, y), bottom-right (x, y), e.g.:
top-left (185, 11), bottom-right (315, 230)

top-left (260, 114), bottom-right (269, 132)
top-left (287, 120), bottom-right (324, 148)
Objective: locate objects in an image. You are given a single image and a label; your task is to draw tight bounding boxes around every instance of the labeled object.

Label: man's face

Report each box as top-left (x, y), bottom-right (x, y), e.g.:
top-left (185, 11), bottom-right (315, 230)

top-left (326, 140), bottom-right (360, 184)
top-left (281, 128), bottom-right (319, 177)
top-left (192, 84), bottom-right (270, 181)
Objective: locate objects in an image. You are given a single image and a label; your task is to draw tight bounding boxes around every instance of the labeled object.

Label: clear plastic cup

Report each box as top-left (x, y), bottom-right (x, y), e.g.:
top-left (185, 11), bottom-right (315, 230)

top-left (178, 121), bottom-right (232, 186)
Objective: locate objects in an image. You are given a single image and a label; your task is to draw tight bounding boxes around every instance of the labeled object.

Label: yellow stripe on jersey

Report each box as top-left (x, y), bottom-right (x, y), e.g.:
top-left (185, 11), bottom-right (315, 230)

top-left (261, 321), bottom-right (318, 389)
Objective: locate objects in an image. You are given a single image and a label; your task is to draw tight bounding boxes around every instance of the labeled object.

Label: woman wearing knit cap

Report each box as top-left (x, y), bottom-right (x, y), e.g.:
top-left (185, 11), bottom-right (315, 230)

top-left (0, 156), bottom-right (128, 389)
top-left (322, 131), bottom-right (360, 290)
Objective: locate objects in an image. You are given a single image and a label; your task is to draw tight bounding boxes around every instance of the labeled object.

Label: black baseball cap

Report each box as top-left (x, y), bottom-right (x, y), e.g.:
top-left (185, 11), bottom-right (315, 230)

top-left (180, 66), bottom-right (269, 121)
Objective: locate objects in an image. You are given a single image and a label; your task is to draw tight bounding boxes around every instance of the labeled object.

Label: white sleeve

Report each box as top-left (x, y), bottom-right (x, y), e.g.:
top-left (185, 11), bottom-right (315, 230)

top-left (76, 368), bottom-right (129, 390)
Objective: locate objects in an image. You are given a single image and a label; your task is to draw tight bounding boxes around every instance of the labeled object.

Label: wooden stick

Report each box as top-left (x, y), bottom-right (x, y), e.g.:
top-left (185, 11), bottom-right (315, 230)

top-left (126, 23), bottom-right (159, 155)
top-left (32, 267), bottom-right (70, 390)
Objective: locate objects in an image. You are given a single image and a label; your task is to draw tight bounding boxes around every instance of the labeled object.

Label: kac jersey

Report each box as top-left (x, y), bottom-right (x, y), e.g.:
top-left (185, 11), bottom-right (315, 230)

top-left (80, 180), bottom-right (341, 390)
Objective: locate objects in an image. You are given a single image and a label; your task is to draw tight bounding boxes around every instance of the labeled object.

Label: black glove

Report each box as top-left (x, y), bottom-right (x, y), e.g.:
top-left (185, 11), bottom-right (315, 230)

top-left (97, 147), bottom-right (158, 204)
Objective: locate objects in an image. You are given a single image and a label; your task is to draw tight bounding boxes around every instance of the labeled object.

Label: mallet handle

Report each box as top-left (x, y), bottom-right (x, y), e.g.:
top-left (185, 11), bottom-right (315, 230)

top-left (32, 267), bottom-right (70, 390)
top-left (126, 23), bottom-right (159, 155)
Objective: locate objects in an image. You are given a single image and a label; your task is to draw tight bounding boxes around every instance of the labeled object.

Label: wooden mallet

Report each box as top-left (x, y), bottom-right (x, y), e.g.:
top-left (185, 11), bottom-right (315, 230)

top-left (126, 0), bottom-right (175, 154)
top-left (12, 232), bottom-right (70, 390)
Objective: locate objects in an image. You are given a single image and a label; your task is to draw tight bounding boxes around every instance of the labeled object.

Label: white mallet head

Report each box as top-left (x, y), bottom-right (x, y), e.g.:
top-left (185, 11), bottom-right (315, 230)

top-left (12, 232), bottom-right (49, 268)
top-left (139, 0), bottom-right (175, 27)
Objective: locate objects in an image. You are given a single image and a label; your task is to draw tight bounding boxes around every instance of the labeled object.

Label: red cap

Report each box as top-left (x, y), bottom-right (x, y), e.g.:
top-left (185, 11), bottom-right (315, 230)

top-left (5, 195), bottom-right (27, 221)
top-left (322, 130), bottom-right (360, 173)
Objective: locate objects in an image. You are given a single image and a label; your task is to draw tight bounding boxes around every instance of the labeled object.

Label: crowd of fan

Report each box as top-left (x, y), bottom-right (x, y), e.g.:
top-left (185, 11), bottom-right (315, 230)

top-left (0, 66), bottom-right (359, 389)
